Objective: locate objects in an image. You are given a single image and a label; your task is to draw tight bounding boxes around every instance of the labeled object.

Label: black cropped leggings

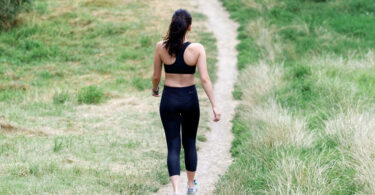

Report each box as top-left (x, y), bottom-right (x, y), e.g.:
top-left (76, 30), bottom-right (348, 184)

top-left (159, 84), bottom-right (200, 177)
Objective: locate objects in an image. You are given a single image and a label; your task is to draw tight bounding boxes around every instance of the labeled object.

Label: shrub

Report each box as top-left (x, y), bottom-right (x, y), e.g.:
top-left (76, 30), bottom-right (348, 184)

top-left (0, 0), bottom-right (31, 31)
top-left (77, 85), bottom-right (104, 104)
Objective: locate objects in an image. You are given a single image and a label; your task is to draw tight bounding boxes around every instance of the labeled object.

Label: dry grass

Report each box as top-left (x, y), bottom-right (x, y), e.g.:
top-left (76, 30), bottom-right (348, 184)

top-left (324, 110), bottom-right (375, 193)
top-left (239, 62), bottom-right (314, 148)
top-left (0, 117), bottom-right (49, 136)
top-left (241, 0), bottom-right (278, 11)
top-left (82, 0), bottom-right (115, 7)
top-left (310, 49), bottom-right (375, 70)
top-left (245, 100), bottom-right (314, 148)
top-left (239, 60), bottom-right (282, 106)
top-left (268, 151), bottom-right (332, 195)
top-left (245, 18), bottom-right (284, 63)
top-left (0, 83), bottom-right (29, 91)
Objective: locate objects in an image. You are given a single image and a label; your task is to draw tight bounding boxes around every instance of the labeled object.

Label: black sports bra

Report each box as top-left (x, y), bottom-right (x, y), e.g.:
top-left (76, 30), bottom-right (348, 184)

top-left (164, 42), bottom-right (196, 74)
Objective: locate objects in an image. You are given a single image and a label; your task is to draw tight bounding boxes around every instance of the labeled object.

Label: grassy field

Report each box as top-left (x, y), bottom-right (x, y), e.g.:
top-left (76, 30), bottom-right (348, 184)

top-left (216, 0), bottom-right (375, 194)
top-left (0, 0), bottom-right (217, 194)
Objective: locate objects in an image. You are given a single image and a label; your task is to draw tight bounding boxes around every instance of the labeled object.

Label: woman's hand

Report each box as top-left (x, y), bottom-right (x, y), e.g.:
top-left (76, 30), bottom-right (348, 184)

top-left (152, 87), bottom-right (161, 97)
top-left (212, 106), bottom-right (221, 122)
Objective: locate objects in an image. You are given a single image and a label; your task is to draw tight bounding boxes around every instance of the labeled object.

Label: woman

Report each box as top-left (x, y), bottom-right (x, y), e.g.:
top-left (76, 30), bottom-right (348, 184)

top-left (152, 9), bottom-right (221, 195)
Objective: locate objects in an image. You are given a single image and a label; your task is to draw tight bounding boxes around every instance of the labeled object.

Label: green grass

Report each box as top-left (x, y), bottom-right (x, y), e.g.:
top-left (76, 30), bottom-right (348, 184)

top-left (217, 0), bottom-right (375, 194)
top-left (77, 85), bottom-right (104, 104)
top-left (0, 0), bottom-right (31, 31)
top-left (53, 90), bottom-right (70, 105)
top-left (0, 0), bottom-right (217, 194)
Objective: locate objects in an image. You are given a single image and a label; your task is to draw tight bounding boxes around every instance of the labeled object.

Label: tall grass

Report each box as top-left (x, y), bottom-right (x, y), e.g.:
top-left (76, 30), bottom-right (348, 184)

top-left (217, 0), bottom-right (375, 194)
top-left (0, 0), bottom-right (31, 30)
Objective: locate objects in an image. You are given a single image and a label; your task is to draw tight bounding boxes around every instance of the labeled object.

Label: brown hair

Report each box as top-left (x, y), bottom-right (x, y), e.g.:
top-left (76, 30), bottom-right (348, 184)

top-left (163, 9), bottom-right (192, 56)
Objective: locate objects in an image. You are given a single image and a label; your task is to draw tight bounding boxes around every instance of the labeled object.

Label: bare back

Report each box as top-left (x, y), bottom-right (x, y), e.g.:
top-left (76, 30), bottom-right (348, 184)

top-left (158, 41), bottom-right (200, 87)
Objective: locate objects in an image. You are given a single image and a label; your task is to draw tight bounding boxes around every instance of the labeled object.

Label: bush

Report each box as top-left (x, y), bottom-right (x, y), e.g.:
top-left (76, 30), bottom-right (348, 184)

top-left (0, 0), bottom-right (31, 31)
top-left (77, 85), bottom-right (104, 104)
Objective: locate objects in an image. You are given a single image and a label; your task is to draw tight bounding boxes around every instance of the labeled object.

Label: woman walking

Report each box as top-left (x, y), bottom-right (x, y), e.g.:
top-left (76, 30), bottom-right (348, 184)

top-left (152, 9), bottom-right (221, 195)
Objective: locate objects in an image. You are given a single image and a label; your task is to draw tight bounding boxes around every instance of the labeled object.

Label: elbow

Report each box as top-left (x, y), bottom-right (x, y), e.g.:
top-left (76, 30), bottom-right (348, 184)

top-left (200, 77), bottom-right (210, 85)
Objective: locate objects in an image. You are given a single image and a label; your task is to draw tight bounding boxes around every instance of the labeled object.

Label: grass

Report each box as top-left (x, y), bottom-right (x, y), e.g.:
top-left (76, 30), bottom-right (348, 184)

top-left (0, 0), bottom-right (31, 31)
top-left (216, 0), bottom-right (375, 194)
top-left (53, 90), bottom-right (70, 105)
top-left (0, 0), bottom-right (217, 194)
top-left (77, 85), bottom-right (104, 104)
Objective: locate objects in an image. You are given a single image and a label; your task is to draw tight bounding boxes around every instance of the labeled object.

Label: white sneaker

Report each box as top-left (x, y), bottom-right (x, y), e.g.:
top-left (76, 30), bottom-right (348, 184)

top-left (187, 179), bottom-right (198, 194)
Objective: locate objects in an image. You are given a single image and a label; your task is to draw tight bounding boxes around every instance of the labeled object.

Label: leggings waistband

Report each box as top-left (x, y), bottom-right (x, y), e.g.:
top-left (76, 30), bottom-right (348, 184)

top-left (163, 84), bottom-right (196, 90)
top-left (162, 84), bottom-right (196, 96)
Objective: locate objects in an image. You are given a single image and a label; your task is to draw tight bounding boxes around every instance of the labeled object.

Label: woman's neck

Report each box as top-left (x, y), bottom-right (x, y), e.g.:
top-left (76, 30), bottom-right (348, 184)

top-left (183, 32), bottom-right (189, 43)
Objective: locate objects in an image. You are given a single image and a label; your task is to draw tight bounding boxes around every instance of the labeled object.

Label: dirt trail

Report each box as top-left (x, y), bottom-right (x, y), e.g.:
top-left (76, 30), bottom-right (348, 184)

top-left (154, 0), bottom-right (239, 194)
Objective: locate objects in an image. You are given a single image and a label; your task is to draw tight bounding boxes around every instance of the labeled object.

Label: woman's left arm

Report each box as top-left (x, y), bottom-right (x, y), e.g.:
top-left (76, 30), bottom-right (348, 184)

top-left (152, 41), bottom-right (162, 97)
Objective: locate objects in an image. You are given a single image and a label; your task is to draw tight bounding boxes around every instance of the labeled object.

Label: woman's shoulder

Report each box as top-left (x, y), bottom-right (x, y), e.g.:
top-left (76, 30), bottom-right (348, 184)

top-left (187, 42), bottom-right (205, 52)
top-left (156, 40), bottom-right (166, 48)
top-left (155, 41), bottom-right (167, 55)
top-left (155, 41), bottom-right (204, 54)
top-left (187, 42), bottom-right (205, 57)
top-left (188, 42), bottom-right (203, 48)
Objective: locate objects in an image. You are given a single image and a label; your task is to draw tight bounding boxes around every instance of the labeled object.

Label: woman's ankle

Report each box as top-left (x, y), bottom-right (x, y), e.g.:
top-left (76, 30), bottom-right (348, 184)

top-left (187, 180), bottom-right (195, 188)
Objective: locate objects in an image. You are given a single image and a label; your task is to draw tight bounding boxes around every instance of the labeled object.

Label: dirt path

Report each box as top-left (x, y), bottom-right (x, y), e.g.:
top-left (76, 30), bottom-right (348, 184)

top-left (154, 0), bottom-right (239, 194)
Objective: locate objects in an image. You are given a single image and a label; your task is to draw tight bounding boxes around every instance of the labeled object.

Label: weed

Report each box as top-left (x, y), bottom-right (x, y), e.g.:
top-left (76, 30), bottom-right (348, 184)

top-left (77, 85), bottom-right (104, 104)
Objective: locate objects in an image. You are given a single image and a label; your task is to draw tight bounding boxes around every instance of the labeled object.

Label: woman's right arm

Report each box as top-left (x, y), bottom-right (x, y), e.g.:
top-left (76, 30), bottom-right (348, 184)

top-left (196, 44), bottom-right (221, 122)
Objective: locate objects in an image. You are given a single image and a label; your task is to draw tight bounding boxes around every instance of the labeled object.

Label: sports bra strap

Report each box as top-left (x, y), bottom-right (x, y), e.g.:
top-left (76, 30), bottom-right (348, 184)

top-left (178, 42), bottom-right (191, 57)
top-left (164, 41), bottom-right (196, 74)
